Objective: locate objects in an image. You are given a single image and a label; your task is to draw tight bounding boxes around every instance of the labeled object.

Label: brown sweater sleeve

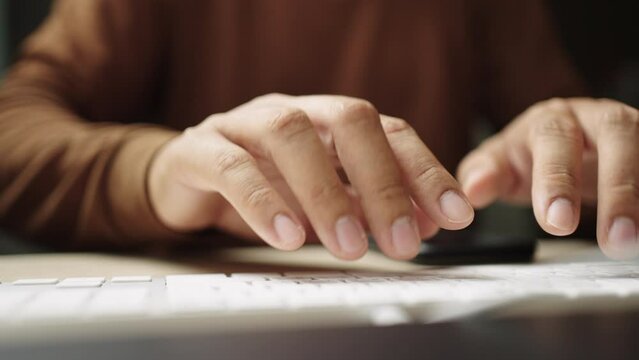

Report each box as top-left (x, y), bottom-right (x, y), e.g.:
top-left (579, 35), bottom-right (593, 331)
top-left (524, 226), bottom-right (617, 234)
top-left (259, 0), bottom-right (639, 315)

top-left (476, 0), bottom-right (588, 126)
top-left (0, 0), bottom-right (180, 249)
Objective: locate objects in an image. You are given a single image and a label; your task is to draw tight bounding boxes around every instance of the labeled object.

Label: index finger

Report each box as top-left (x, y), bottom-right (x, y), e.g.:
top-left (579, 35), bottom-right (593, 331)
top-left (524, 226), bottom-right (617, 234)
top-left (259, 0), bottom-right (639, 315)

top-left (380, 115), bottom-right (475, 230)
top-left (571, 99), bottom-right (639, 259)
top-left (291, 96), bottom-right (423, 259)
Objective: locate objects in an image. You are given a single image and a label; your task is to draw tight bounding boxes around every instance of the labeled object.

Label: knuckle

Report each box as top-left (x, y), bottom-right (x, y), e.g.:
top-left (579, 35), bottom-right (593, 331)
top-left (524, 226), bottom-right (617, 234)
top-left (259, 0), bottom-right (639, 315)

top-left (333, 99), bottom-right (379, 126)
top-left (213, 149), bottom-right (253, 175)
top-left (542, 97), bottom-right (570, 111)
top-left (266, 108), bottom-right (312, 139)
top-left (182, 126), bottom-right (198, 138)
top-left (414, 160), bottom-right (449, 185)
top-left (381, 117), bottom-right (412, 135)
top-left (199, 114), bottom-right (224, 129)
top-left (540, 165), bottom-right (579, 190)
top-left (595, 97), bottom-right (619, 106)
top-left (600, 104), bottom-right (639, 132)
top-left (372, 182), bottom-right (407, 202)
top-left (253, 92), bottom-right (289, 104)
top-left (533, 115), bottom-right (581, 143)
top-left (242, 182), bottom-right (276, 209)
top-left (525, 98), bottom-right (570, 119)
top-left (608, 180), bottom-right (639, 201)
top-left (308, 181), bottom-right (345, 204)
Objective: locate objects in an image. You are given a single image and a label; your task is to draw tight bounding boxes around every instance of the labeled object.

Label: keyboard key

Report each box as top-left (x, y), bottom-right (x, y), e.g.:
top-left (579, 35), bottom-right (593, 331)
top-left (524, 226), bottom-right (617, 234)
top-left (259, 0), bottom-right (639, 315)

top-left (12, 278), bottom-right (59, 286)
top-left (228, 273), bottom-right (283, 282)
top-left (166, 274), bottom-right (228, 288)
top-left (57, 278), bottom-right (105, 288)
top-left (0, 290), bottom-right (34, 319)
top-left (282, 272), bottom-right (353, 280)
top-left (286, 291), bottom-right (347, 309)
top-left (368, 305), bottom-right (411, 326)
top-left (596, 278), bottom-right (639, 296)
top-left (167, 286), bottom-right (226, 313)
top-left (87, 288), bottom-right (150, 317)
top-left (111, 276), bottom-right (152, 283)
top-left (21, 289), bottom-right (93, 320)
top-left (226, 293), bottom-right (285, 310)
top-left (62, 277), bottom-right (106, 282)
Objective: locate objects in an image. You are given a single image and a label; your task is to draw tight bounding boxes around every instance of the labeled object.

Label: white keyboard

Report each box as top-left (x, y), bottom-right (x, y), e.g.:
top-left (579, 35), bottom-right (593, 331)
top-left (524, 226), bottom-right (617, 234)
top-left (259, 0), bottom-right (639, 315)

top-left (2, 261), bottom-right (639, 327)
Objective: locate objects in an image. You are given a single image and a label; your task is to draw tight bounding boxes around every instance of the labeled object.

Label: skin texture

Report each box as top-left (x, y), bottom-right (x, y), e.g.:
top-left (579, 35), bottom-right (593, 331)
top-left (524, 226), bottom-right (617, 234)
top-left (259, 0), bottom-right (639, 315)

top-left (458, 98), bottom-right (639, 260)
top-left (150, 95), bottom-right (639, 261)
top-left (149, 94), bottom-right (474, 260)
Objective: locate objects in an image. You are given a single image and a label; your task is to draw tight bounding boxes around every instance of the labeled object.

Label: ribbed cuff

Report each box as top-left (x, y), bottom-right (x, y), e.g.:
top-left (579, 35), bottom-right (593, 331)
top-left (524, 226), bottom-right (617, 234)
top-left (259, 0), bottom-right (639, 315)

top-left (107, 125), bottom-right (183, 242)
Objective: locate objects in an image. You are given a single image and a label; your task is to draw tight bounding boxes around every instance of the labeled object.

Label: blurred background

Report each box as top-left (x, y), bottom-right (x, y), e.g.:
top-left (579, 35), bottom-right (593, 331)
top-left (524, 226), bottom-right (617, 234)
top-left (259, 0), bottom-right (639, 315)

top-left (0, 0), bottom-right (638, 253)
top-left (0, 0), bottom-right (51, 77)
top-left (2, 0), bottom-right (638, 105)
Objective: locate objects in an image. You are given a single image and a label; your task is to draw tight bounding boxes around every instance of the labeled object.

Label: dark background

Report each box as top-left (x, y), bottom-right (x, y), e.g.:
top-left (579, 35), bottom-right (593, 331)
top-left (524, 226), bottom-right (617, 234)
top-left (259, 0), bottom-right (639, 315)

top-left (549, 0), bottom-right (639, 106)
top-left (2, 0), bottom-right (638, 107)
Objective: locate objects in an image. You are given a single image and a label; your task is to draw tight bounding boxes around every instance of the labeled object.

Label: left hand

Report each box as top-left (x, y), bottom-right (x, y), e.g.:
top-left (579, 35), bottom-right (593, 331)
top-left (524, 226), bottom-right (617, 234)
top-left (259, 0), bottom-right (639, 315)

top-left (457, 98), bottom-right (639, 260)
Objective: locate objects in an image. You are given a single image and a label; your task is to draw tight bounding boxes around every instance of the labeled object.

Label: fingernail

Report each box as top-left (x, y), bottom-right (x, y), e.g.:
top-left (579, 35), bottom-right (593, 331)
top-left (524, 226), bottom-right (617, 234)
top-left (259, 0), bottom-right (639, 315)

top-left (391, 216), bottom-right (421, 257)
top-left (335, 216), bottom-right (367, 254)
top-left (273, 214), bottom-right (305, 246)
top-left (608, 217), bottom-right (639, 258)
top-left (439, 190), bottom-right (474, 223)
top-left (546, 198), bottom-right (575, 232)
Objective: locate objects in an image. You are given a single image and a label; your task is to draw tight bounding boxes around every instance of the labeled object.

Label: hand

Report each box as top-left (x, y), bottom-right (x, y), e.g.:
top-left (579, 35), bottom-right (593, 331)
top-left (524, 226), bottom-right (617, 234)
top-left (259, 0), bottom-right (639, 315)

top-left (458, 98), bottom-right (639, 259)
top-left (149, 94), bottom-right (474, 260)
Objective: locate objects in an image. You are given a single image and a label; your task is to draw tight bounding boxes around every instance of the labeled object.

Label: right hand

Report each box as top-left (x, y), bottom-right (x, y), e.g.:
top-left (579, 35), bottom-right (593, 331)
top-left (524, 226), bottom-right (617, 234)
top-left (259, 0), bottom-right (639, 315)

top-left (148, 94), bottom-right (474, 260)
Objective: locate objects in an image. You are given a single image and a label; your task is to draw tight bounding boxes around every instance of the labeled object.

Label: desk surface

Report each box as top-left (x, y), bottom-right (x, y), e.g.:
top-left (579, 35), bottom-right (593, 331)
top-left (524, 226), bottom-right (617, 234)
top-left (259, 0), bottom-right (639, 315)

top-left (0, 239), bottom-right (604, 281)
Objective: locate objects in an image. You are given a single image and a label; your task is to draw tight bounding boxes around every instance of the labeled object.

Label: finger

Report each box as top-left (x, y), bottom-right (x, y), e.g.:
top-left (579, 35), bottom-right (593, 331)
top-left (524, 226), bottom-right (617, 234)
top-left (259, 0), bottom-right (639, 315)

top-left (232, 93), bottom-right (343, 166)
top-left (244, 96), bottom-right (421, 259)
top-left (457, 135), bottom-right (519, 208)
top-left (345, 186), bottom-right (439, 239)
top-left (588, 101), bottom-right (639, 259)
top-left (526, 100), bottom-right (583, 236)
top-left (292, 98), bottom-right (421, 259)
top-left (179, 130), bottom-right (306, 250)
top-left (413, 200), bottom-right (440, 239)
top-left (344, 184), bottom-right (367, 229)
top-left (211, 108), bottom-right (368, 260)
top-left (380, 115), bottom-right (474, 230)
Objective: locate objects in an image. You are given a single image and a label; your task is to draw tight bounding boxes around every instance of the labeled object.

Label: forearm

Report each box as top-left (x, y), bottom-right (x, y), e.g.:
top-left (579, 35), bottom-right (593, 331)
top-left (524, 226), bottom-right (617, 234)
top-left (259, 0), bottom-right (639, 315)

top-left (0, 78), bottom-right (180, 248)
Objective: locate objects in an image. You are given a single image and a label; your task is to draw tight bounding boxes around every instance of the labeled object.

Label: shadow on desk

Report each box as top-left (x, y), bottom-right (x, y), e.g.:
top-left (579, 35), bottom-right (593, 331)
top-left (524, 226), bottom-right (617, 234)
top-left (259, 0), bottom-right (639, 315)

top-left (0, 238), bottom-right (606, 282)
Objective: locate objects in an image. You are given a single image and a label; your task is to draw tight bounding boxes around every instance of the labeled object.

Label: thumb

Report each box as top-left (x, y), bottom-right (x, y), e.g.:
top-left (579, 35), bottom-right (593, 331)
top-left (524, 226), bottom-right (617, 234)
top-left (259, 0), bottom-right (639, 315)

top-left (456, 136), bottom-right (518, 209)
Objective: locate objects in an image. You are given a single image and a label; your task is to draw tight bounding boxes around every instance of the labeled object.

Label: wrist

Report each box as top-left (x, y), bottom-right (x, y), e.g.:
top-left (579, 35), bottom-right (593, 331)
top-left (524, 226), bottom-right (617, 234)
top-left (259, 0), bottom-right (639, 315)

top-left (147, 137), bottom-right (225, 233)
